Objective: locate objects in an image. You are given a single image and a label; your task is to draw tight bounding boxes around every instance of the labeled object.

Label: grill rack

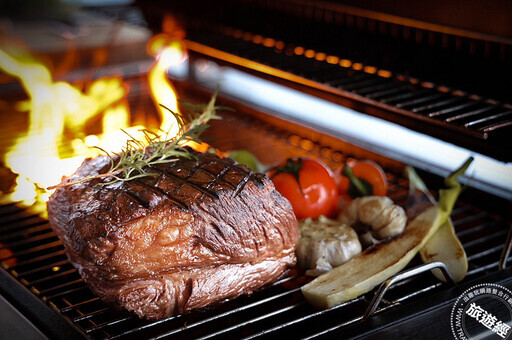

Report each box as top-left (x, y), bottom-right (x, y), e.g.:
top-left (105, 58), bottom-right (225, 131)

top-left (0, 113), bottom-right (511, 339)
top-left (144, 0), bottom-right (512, 161)
top-left (183, 27), bottom-right (511, 162)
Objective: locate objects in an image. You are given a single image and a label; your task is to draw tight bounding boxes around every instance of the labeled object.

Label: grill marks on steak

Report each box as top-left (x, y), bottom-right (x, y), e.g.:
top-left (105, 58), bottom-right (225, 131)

top-left (115, 152), bottom-right (258, 214)
top-left (47, 149), bottom-right (298, 319)
top-left (83, 152), bottom-right (258, 224)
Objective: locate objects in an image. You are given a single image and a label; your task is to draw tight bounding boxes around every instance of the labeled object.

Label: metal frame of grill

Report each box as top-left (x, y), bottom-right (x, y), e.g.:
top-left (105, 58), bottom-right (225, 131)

top-left (1, 102), bottom-right (511, 339)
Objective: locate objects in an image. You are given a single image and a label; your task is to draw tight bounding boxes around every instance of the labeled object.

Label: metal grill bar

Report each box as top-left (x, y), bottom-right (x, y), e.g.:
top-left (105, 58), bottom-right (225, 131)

top-left (16, 259), bottom-right (69, 276)
top-left (84, 316), bottom-right (134, 334)
top-left (0, 189), bottom-right (509, 339)
top-left (466, 262), bottom-right (504, 277)
top-left (499, 226), bottom-right (512, 270)
top-left (6, 240), bottom-right (62, 258)
top-left (412, 96), bottom-right (464, 113)
top-left (152, 286), bottom-right (303, 339)
top-left (180, 18), bottom-right (512, 160)
top-left (72, 308), bottom-right (110, 322)
top-left (355, 81), bottom-right (398, 96)
top-left (462, 229), bottom-right (508, 249)
top-left (0, 223), bottom-right (52, 241)
top-left (363, 261), bottom-right (455, 320)
top-left (428, 101), bottom-right (480, 117)
top-left (395, 92), bottom-right (448, 109)
top-left (481, 119), bottom-right (512, 132)
top-left (465, 110), bottom-right (512, 128)
top-left (29, 268), bottom-right (78, 286)
top-left (455, 219), bottom-right (501, 238)
top-left (107, 317), bottom-right (172, 339)
top-left (255, 307), bottom-right (362, 340)
top-left (452, 211), bottom-right (490, 226)
top-left (327, 73), bottom-right (372, 88)
top-left (445, 106), bottom-right (497, 123)
top-left (247, 297), bottom-right (366, 340)
top-left (392, 282), bottom-right (444, 303)
top-left (466, 245), bottom-right (504, 265)
top-left (2, 231), bottom-right (57, 248)
top-left (0, 203), bottom-right (23, 215)
top-left (7, 249), bottom-right (67, 270)
top-left (38, 278), bottom-right (84, 295)
top-left (0, 121), bottom-right (510, 339)
top-left (339, 78), bottom-right (387, 92)
top-left (208, 303), bottom-right (305, 339)
top-left (1, 213), bottom-right (42, 229)
top-left (60, 298), bottom-right (101, 313)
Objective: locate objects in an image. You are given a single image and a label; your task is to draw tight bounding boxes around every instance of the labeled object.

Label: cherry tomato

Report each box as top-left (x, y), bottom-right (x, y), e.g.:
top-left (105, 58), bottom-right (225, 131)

top-left (266, 158), bottom-right (338, 220)
top-left (335, 159), bottom-right (388, 200)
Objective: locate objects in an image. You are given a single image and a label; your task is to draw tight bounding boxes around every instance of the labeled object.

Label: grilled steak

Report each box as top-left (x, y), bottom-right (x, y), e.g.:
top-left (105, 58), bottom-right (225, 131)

top-left (47, 150), bottom-right (298, 319)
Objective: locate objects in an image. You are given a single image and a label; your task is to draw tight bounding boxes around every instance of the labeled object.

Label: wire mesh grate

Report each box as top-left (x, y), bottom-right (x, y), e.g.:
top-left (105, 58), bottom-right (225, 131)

top-left (0, 109), bottom-right (510, 339)
top-left (0, 164), bottom-right (510, 339)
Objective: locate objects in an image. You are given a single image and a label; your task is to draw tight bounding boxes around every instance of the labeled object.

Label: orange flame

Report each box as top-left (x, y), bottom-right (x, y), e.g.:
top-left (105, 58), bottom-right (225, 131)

top-left (0, 36), bottom-right (187, 215)
top-left (147, 34), bottom-right (185, 135)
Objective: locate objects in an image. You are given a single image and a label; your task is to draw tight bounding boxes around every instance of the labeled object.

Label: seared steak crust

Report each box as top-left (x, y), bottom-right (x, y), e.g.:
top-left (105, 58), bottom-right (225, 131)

top-left (47, 150), bottom-right (298, 319)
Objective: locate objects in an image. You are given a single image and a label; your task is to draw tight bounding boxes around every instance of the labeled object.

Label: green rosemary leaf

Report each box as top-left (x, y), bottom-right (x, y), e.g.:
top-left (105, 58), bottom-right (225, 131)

top-left (48, 90), bottom-right (224, 190)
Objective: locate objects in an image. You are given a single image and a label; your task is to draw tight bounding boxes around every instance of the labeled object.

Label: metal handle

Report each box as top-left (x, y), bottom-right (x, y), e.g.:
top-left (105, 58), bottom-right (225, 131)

top-left (499, 225), bottom-right (512, 270)
top-left (363, 261), bottom-right (455, 320)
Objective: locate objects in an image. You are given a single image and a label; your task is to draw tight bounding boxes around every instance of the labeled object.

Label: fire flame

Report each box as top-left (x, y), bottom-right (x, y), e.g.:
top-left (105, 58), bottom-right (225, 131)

top-left (0, 34), bottom-right (186, 215)
top-left (147, 34), bottom-right (183, 134)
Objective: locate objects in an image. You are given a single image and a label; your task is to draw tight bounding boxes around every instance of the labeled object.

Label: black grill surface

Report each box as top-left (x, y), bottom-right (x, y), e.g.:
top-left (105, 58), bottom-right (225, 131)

top-left (1, 118), bottom-right (510, 339)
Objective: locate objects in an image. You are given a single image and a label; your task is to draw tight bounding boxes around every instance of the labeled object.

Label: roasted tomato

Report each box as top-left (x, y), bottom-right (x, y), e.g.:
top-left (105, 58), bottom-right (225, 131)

top-left (335, 159), bottom-right (388, 201)
top-left (266, 158), bottom-right (338, 220)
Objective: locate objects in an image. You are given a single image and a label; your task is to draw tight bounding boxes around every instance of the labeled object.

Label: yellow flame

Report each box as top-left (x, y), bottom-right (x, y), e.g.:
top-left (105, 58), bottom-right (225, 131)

top-left (147, 34), bottom-right (185, 135)
top-left (0, 35), bottom-right (186, 214)
top-left (0, 48), bottom-right (126, 209)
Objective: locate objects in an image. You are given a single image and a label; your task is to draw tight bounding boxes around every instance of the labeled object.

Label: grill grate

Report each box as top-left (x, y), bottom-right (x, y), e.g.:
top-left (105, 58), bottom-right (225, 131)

top-left (147, 0), bottom-right (512, 160)
top-left (185, 28), bottom-right (512, 141)
top-left (1, 117), bottom-right (510, 338)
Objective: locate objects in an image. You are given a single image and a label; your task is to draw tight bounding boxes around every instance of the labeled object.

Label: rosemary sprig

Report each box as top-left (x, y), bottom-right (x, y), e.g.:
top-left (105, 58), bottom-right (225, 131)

top-left (48, 89), bottom-right (223, 190)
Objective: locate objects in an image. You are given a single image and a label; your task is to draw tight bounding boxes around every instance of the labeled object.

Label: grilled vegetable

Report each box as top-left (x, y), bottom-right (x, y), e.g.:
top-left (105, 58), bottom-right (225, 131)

top-left (420, 219), bottom-right (467, 282)
top-left (297, 215), bottom-right (361, 276)
top-left (335, 160), bottom-right (388, 201)
top-left (267, 158), bottom-right (338, 219)
top-left (338, 196), bottom-right (407, 247)
top-left (301, 157), bottom-right (473, 309)
top-left (228, 149), bottom-right (265, 173)
top-left (405, 166), bottom-right (468, 283)
top-left (301, 206), bottom-right (443, 308)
